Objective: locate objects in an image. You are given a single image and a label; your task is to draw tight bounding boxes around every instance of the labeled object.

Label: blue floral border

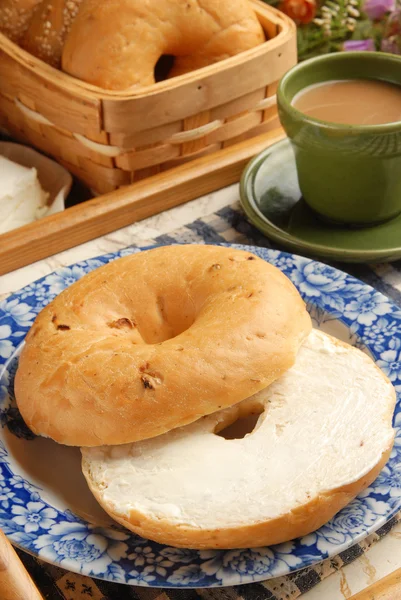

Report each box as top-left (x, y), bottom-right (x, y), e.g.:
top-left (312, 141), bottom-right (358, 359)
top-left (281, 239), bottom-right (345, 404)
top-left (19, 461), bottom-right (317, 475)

top-left (0, 243), bottom-right (400, 588)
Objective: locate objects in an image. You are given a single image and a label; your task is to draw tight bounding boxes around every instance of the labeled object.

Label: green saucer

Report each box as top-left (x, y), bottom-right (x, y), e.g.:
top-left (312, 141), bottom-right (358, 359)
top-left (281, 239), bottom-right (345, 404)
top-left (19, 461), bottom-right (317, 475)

top-left (240, 138), bottom-right (401, 263)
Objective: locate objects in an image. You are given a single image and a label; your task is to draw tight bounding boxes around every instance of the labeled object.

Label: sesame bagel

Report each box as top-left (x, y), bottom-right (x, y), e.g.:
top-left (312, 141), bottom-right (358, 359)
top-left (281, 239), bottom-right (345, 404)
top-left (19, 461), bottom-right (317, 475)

top-left (15, 245), bottom-right (311, 447)
top-left (21, 0), bottom-right (84, 67)
top-left (0, 0), bottom-right (42, 43)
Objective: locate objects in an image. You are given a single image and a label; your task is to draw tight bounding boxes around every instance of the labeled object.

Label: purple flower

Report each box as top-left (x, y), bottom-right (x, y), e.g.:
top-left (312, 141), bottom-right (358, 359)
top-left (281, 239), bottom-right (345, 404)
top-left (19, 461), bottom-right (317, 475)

top-left (343, 39), bottom-right (376, 51)
top-left (363, 0), bottom-right (394, 20)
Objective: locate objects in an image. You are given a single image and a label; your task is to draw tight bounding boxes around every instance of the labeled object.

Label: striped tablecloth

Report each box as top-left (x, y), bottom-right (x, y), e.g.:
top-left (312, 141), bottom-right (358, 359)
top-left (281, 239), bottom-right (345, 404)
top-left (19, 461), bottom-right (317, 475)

top-left (14, 202), bottom-right (401, 599)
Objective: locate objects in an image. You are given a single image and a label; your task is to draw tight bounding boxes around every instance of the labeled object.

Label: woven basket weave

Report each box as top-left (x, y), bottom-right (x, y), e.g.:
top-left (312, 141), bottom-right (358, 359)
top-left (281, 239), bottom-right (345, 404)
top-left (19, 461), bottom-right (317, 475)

top-left (0, 1), bottom-right (296, 194)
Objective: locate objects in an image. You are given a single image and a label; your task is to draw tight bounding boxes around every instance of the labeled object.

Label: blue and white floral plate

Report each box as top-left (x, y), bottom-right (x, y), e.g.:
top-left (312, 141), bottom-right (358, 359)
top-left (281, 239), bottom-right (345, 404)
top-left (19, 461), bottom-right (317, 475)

top-left (0, 244), bottom-right (400, 588)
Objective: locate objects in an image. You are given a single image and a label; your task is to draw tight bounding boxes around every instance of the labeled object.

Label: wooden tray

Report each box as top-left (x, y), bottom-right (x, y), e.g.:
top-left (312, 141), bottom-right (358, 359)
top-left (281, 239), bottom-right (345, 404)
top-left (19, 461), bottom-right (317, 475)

top-left (349, 567), bottom-right (401, 599)
top-left (0, 128), bottom-right (286, 276)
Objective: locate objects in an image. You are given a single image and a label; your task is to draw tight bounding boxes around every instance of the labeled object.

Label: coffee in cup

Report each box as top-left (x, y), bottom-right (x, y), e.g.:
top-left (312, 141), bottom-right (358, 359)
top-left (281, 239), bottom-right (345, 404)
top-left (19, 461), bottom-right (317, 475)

top-left (292, 79), bottom-right (401, 126)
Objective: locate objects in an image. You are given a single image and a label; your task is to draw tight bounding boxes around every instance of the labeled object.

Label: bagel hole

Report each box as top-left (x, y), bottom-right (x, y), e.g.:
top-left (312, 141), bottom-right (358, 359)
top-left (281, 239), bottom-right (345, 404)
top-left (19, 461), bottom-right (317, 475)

top-left (154, 54), bottom-right (175, 82)
top-left (215, 403), bottom-right (264, 440)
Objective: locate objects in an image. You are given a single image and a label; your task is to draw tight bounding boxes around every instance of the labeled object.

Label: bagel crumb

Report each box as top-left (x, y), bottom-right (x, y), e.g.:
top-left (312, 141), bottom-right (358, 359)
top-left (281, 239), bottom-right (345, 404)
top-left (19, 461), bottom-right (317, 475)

top-left (209, 264), bottom-right (221, 271)
top-left (57, 324), bottom-right (70, 331)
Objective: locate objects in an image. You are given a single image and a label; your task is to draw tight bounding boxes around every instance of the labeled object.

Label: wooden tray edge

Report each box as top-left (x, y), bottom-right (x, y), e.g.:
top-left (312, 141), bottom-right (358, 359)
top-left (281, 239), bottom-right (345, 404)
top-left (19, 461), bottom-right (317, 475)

top-left (0, 128), bottom-right (285, 277)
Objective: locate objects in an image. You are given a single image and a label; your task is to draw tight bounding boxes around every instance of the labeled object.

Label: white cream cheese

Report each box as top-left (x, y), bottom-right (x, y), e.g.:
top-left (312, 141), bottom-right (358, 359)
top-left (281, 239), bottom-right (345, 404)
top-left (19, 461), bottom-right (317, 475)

top-left (82, 329), bottom-right (395, 529)
top-left (0, 155), bottom-right (49, 233)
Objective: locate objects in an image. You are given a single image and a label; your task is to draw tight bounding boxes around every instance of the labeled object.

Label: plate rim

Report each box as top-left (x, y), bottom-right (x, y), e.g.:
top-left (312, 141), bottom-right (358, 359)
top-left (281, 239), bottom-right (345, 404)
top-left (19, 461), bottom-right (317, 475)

top-left (0, 242), bottom-right (400, 588)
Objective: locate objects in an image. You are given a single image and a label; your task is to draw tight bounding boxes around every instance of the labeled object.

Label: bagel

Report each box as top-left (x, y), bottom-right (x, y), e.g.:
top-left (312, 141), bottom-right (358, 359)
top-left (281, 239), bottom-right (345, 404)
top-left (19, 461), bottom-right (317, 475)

top-left (61, 0), bottom-right (265, 90)
top-left (21, 0), bottom-right (84, 67)
top-left (15, 245), bottom-right (311, 447)
top-left (81, 330), bottom-right (396, 549)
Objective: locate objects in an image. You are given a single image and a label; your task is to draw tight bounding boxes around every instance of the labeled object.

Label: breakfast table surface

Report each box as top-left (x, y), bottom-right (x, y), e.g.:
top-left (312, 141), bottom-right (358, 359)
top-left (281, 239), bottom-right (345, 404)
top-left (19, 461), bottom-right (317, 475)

top-left (1, 183), bottom-right (401, 600)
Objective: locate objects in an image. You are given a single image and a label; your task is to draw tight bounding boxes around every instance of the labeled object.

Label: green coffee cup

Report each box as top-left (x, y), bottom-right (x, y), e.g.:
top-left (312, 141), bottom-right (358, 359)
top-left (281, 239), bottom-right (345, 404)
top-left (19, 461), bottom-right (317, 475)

top-left (277, 52), bottom-right (401, 226)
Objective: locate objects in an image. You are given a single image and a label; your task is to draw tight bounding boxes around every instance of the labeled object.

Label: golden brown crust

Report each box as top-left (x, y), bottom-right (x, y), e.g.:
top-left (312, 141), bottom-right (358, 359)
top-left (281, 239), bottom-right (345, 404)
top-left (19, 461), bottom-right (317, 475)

top-left (82, 444), bottom-right (393, 549)
top-left (62, 0), bottom-right (265, 90)
top-left (15, 245), bottom-right (311, 447)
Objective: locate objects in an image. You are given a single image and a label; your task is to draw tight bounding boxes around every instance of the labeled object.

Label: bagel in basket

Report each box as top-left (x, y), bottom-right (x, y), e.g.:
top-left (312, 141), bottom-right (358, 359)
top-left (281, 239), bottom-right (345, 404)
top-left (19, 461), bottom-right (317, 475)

top-left (62, 0), bottom-right (265, 89)
top-left (81, 329), bottom-right (396, 549)
top-left (15, 245), bottom-right (311, 447)
top-left (21, 0), bottom-right (84, 67)
top-left (0, 0), bottom-right (42, 42)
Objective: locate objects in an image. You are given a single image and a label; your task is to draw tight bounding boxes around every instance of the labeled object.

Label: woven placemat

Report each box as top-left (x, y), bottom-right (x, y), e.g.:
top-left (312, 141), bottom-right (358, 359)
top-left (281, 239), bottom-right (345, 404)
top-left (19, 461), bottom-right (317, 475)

top-left (15, 202), bottom-right (401, 599)
top-left (17, 514), bottom-right (400, 599)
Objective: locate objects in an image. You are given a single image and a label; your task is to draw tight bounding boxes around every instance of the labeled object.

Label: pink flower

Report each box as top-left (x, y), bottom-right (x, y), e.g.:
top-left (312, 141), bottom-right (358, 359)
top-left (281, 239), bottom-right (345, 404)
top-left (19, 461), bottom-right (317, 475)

top-left (364, 0), bottom-right (395, 20)
top-left (383, 10), bottom-right (401, 35)
top-left (343, 39), bottom-right (376, 51)
top-left (381, 10), bottom-right (401, 54)
top-left (381, 36), bottom-right (401, 53)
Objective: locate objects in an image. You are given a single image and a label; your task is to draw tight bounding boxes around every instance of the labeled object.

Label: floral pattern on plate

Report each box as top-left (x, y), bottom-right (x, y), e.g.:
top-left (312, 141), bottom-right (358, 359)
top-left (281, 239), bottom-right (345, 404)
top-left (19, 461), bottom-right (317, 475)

top-left (0, 244), bottom-right (400, 588)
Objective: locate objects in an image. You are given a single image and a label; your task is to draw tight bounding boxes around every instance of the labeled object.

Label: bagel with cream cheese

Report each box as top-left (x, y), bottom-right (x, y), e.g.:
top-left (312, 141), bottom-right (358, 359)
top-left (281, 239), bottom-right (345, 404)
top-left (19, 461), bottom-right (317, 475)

top-left (15, 245), bottom-right (311, 447)
top-left (81, 329), bottom-right (396, 549)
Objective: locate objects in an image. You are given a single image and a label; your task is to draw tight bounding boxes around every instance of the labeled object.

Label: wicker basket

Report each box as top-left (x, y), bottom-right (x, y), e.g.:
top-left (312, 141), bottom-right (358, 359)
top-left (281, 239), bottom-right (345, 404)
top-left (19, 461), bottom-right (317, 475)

top-left (0, 1), bottom-right (296, 194)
